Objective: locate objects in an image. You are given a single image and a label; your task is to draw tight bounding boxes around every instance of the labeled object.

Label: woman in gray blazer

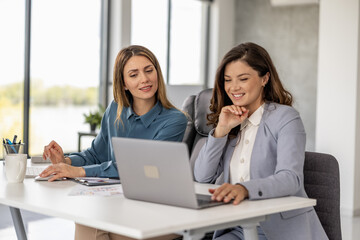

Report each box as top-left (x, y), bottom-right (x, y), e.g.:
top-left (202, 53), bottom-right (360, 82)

top-left (194, 42), bottom-right (328, 240)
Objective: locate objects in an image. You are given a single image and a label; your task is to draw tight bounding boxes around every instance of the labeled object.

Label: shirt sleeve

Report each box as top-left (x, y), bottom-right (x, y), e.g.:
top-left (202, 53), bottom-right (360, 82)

top-left (154, 111), bottom-right (187, 142)
top-left (69, 104), bottom-right (119, 178)
top-left (69, 136), bottom-right (119, 178)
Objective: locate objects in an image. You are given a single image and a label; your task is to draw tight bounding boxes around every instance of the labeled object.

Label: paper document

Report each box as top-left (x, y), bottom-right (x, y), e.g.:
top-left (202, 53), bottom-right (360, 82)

top-left (69, 184), bottom-right (123, 197)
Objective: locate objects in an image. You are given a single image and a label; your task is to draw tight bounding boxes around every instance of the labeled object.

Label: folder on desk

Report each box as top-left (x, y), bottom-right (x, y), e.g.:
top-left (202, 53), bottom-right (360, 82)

top-left (73, 177), bottom-right (120, 186)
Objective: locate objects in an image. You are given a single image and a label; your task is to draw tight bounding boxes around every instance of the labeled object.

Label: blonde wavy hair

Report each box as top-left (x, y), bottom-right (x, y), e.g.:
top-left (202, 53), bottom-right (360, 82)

top-left (113, 45), bottom-right (176, 124)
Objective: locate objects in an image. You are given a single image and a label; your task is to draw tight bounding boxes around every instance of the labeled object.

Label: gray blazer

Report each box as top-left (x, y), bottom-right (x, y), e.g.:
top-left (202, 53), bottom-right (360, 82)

top-left (194, 102), bottom-right (328, 240)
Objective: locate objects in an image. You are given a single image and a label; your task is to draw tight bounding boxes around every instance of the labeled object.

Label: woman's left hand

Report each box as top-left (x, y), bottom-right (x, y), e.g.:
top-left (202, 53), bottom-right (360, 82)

top-left (40, 163), bottom-right (86, 182)
top-left (209, 183), bottom-right (249, 205)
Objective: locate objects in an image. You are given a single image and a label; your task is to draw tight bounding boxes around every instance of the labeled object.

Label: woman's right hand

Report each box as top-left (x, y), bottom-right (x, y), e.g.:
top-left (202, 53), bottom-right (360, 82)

top-left (39, 163), bottom-right (85, 182)
top-left (43, 140), bottom-right (66, 164)
top-left (214, 105), bottom-right (249, 138)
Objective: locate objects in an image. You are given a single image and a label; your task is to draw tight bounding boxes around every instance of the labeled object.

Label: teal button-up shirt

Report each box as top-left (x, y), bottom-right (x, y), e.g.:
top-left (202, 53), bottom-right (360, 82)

top-left (69, 100), bottom-right (187, 178)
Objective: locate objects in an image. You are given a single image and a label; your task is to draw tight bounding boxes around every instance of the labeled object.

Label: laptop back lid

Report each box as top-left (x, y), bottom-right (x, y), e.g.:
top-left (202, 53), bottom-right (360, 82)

top-left (112, 137), bottom-right (199, 209)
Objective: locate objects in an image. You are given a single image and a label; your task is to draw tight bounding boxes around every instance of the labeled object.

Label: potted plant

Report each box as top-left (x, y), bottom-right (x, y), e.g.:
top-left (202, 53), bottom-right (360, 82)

top-left (83, 105), bottom-right (105, 132)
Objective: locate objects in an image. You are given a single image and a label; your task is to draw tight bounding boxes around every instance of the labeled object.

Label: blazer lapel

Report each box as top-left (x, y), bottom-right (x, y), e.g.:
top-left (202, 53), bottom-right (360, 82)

top-left (249, 102), bottom-right (274, 178)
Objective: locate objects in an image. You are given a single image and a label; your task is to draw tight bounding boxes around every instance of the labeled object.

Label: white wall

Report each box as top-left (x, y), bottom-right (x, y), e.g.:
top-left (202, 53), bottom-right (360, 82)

top-left (207, 0), bottom-right (235, 88)
top-left (316, 0), bottom-right (360, 216)
top-left (234, 0), bottom-right (319, 151)
top-left (166, 85), bottom-right (203, 109)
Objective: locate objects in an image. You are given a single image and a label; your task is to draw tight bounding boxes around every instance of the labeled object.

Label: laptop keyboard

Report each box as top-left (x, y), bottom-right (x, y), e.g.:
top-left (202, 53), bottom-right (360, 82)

top-left (26, 166), bottom-right (46, 177)
top-left (196, 193), bottom-right (232, 208)
top-left (197, 198), bottom-right (214, 205)
top-left (196, 194), bottom-right (225, 207)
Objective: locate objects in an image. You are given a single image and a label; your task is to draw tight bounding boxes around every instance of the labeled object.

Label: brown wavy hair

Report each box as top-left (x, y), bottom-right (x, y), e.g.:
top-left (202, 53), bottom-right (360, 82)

top-left (208, 42), bottom-right (293, 137)
top-left (113, 45), bottom-right (176, 124)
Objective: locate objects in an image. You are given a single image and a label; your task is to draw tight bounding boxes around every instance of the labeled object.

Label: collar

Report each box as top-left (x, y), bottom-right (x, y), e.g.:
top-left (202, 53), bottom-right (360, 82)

top-left (125, 101), bottom-right (162, 128)
top-left (240, 103), bottom-right (265, 130)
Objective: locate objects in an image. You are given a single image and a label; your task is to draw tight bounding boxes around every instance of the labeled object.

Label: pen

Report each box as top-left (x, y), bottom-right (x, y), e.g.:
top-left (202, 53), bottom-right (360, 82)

top-left (5, 138), bottom-right (17, 153)
top-left (3, 138), bottom-right (7, 154)
top-left (12, 135), bottom-right (17, 144)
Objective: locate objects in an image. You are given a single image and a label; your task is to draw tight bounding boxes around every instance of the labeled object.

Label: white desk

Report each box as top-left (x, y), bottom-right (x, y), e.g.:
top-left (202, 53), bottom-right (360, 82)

top-left (0, 162), bottom-right (316, 240)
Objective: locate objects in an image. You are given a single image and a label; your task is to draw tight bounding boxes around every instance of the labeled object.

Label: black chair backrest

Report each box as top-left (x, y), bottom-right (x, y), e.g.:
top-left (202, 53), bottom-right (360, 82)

top-left (181, 94), bottom-right (197, 153)
top-left (304, 151), bottom-right (342, 240)
top-left (181, 88), bottom-right (213, 172)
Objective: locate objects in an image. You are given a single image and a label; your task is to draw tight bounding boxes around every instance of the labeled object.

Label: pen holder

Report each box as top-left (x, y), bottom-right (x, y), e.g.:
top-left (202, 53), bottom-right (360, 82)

top-left (3, 143), bottom-right (25, 157)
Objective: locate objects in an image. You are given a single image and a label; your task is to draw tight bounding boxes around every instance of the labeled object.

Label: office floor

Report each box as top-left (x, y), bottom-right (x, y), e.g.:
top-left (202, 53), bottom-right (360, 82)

top-left (0, 203), bottom-right (359, 240)
top-left (0, 204), bottom-right (74, 240)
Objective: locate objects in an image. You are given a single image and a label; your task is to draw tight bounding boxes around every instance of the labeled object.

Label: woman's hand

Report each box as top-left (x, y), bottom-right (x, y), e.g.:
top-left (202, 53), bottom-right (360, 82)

top-left (214, 105), bottom-right (249, 138)
top-left (209, 183), bottom-right (249, 205)
top-left (39, 163), bottom-right (86, 182)
top-left (43, 140), bottom-right (66, 164)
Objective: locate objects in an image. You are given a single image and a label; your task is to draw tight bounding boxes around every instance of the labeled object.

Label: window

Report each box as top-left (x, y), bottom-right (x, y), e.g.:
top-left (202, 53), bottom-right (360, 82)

top-left (29, 0), bottom-right (101, 155)
top-left (1, 0), bottom-right (209, 159)
top-left (131, 0), bottom-right (205, 85)
top-left (131, 0), bottom-right (169, 80)
top-left (168, 0), bottom-right (202, 85)
top-left (0, 0), bottom-right (25, 159)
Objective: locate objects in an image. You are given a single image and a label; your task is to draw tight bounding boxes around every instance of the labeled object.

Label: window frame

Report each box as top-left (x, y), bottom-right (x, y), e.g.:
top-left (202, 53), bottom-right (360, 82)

top-left (14, 0), bottom-right (211, 156)
top-left (21, 0), bottom-right (107, 156)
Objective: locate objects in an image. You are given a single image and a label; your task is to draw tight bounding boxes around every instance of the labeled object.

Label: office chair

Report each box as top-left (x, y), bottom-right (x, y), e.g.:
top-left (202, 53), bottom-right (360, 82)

top-left (181, 89), bottom-right (213, 240)
top-left (303, 152), bottom-right (342, 240)
top-left (182, 89), bottom-right (342, 240)
top-left (181, 88), bottom-right (213, 173)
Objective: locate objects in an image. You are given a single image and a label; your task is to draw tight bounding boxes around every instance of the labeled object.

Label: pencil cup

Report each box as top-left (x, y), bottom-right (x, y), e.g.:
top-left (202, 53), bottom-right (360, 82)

top-left (5, 154), bottom-right (27, 183)
top-left (3, 143), bottom-right (27, 183)
top-left (3, 143), bottom-right (25, 157)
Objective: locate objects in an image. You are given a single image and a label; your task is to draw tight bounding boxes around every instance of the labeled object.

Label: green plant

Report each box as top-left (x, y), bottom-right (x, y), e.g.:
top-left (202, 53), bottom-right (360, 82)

top-left (83, 105), bottom-right (105, 131)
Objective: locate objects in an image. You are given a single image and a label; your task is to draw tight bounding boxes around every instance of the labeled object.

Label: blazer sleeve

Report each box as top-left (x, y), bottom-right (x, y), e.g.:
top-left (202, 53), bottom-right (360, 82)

top-left (241, 108), bottom-right (306, 200)
top-left (194, 129), bottom-right (228, 183)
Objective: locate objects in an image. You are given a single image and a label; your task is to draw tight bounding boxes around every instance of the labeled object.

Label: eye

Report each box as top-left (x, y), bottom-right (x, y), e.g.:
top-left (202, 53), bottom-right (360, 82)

top-left (240, 78), bottom-right (248, 81)
top-left (146, 69), bottom-right (154, 73)
top-left (224, 79), bottom-right (231, 82)
top-left (130, 74), bottom-right (137, 78)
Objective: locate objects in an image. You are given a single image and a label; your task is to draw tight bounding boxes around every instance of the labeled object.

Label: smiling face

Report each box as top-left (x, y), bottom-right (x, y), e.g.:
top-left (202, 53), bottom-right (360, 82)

top-left (123, 55), bottom-right (158, 107)
top-left (224, 60), bottom-right (268, 116)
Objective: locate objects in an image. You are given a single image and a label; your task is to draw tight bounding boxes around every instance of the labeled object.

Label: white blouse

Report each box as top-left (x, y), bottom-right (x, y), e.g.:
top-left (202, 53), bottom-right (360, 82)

top-left (229, 104), bottom-right (264, 184)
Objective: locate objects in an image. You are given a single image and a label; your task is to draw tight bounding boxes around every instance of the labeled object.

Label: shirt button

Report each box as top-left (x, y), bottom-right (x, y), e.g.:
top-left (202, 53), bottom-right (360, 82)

top-left (258, 191), bottom-right (263, 197)
top-left (240, 158), bottom-right (245, 163)
top-left (239, 177), bottom-right (244, 183)
top-left (245, 139), bottom-right (249, 144)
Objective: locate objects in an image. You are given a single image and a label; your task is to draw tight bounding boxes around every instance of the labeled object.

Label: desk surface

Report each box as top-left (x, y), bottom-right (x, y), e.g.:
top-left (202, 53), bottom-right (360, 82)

top-left (0, 163), bottom-right (316, 239)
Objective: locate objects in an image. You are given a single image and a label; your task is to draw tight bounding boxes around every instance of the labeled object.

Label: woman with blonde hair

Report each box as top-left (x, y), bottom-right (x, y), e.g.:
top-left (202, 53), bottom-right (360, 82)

top-left (41, 45), bottom-right (187, 180)
top-left (194, 42), bottom-right (327, 240)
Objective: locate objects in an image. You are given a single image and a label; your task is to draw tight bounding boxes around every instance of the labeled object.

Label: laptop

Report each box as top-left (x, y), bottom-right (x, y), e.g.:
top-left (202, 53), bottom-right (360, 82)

top-left (111, 137), bottom-right (226, 209)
